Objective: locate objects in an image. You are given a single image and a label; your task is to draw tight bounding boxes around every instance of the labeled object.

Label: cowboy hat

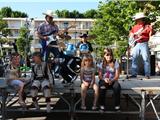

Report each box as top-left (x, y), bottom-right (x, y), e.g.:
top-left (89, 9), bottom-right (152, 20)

top-left (133, 12), bottom-right (146, 20)
top-left (79, 33), bottom-right (88, 38)
top-left (43, 10), bottom-right (56, 18)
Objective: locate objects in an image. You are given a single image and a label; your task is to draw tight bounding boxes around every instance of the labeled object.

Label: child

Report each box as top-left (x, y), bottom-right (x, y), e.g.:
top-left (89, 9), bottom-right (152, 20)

top-left (80, 55), bottom-right (98, 110)
top-left (77, 33), bottom-right (93, 58)
top-left (5, 53), bottom-right (27, 107)
top-left (31, 52), bottom-right (53, 112)
top-left (98, 48), bottom-right (121, 111)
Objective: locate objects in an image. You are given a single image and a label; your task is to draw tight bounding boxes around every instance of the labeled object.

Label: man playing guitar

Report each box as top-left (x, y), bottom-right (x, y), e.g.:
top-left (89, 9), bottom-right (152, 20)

top-left (128, 12), bottom-right (153, 79)
top-left (36, 10), bottom-right (74, 62)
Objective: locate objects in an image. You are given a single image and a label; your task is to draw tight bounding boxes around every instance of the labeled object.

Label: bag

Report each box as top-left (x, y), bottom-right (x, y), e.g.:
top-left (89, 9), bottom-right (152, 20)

top-left (32, 62), bottom-right (48, 80)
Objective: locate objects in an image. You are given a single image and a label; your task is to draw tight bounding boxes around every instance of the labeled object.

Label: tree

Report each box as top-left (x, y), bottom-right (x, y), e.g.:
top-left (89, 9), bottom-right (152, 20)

top-left (55, 9), bottom-right (98, 18)
top-left (11, 11), bottom-right (28, 18)
top-left (16, 27), bottom-right (32, 57)
top-left (0, 7), bottom-right (12, 18)
top-left (0, 7), bottom-right (28, 18)
top-left (90, 0), bottom-right (160, 58)
top-left (0, 18), bottom-right (10, 39)
top-left (84, 9), bottom-right (98, 18)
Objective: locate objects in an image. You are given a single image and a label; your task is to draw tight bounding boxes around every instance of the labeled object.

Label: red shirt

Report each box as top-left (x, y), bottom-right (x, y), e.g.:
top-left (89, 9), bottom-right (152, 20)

top-left (130, 23), bottom-right (152, 43)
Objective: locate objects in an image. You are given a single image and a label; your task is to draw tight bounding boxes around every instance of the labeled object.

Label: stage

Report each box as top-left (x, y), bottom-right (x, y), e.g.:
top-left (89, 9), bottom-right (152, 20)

top-left (0, 75), bottom-right (160, 120)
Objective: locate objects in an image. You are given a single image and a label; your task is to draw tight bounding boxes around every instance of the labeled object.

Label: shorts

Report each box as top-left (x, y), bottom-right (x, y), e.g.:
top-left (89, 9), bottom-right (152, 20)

top-left (32, 80), bottom-right (50, 89)
top-left (10, 80), bottom-right (24, 88)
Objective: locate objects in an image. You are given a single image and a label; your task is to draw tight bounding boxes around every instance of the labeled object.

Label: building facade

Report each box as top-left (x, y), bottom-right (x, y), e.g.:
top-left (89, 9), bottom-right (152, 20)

top-left (2, 17), bottom-right (94, 53)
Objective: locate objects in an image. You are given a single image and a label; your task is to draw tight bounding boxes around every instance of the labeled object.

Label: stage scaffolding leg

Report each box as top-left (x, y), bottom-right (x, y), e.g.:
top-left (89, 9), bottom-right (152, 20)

top-left (150, 98), bottom-right (160, 120)
top-left (70, 84), bottom-right (75, 120)
top-left (146, 94), bottom-right (160, 120)
top-left (1, 88), bottom-right (7, 120)
top-left (141, 90), bottom-right (146, 120)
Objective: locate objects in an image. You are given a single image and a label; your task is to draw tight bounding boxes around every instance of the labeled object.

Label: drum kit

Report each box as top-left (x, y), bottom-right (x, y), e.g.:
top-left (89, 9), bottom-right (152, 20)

top-left (49, 33), bottom-right (96, 83)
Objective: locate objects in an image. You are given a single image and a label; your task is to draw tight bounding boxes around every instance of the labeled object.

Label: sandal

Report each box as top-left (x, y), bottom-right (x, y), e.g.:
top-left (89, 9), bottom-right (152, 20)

top-left (81, 105), bottom-right (86, 110)
top-left (18, 101), bottom-right (26, 108)
top-left (92, 106), bottom-right (97, 110)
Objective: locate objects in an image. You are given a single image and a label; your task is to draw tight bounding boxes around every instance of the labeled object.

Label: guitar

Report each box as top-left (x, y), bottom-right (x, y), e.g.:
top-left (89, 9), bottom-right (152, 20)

top-left (46, 24), bottom-right (76, 46)
top-left (46, 35), bottom-right (57, 46)
top-left (48, 41), bottom-right (66, 48)
top-left (129, 21), bottom-right (158, 48)
top-left (128, 27), bottom-right (144, 47)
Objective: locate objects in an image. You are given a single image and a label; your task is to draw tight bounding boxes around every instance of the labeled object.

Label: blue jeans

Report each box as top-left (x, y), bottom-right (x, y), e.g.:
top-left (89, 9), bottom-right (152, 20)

top-left (40, 40), bottom-right (46, 57)
top-left (131, 42), bottom-right (150, 76)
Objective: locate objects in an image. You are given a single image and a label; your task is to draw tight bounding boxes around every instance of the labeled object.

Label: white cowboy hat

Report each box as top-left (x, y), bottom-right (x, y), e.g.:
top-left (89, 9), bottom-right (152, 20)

top-left (133, 12), bottom-right (146, 20)
top-left (42, 10), bottom-right (56, 17)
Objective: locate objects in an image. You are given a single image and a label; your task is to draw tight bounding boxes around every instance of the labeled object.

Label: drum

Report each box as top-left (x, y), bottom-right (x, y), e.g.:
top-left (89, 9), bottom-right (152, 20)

top-left (64, 43), bottom-right (76, 56)
top-left (79, 43), bottom-right (89, 53)
top-left (59, 55), bottom-right (81, 83)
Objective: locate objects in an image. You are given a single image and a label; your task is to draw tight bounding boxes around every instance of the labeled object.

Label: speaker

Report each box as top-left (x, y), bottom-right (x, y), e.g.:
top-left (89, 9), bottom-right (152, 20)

top-left (150, 55), bottom-right (155, 76)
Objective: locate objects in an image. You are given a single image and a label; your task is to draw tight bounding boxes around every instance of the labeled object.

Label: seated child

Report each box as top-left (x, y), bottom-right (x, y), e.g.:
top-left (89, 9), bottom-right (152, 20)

top-left (80, 55), bottom-right (98, 110)
top-left (5, 53), bottom-right (27, 108)
top-left (31, 52), bottom-right (54, 112)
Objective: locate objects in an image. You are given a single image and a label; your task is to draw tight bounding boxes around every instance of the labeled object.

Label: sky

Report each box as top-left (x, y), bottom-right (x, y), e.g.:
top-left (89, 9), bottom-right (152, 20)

top-left (0, 0), bottom-right (100, 18)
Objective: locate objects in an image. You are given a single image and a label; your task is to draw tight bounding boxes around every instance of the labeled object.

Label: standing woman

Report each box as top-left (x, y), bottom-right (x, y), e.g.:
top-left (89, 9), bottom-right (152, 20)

top-left (98, 48), bottom-right (121, 111)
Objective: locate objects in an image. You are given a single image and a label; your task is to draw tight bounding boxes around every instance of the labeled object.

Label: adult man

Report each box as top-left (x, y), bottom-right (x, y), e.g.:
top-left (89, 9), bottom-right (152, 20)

top-left (128, 12), bottom-right (153, 79)
top-left (36, 10), bottom-right (72, 61)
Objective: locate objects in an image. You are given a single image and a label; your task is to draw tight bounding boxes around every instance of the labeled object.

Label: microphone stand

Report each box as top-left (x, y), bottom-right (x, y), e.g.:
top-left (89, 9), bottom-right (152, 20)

top-left (126, 44), bottom-right (129, 79)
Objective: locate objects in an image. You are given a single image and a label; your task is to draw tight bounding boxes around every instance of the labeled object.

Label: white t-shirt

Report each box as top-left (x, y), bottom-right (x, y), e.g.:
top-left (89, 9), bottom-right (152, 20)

top-left (98, 60), bottom-right (119, 81)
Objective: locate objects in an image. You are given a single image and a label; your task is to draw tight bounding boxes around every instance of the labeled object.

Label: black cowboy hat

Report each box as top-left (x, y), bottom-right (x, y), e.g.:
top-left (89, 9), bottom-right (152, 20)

top-left (79, 33), bottom-right (88, 38)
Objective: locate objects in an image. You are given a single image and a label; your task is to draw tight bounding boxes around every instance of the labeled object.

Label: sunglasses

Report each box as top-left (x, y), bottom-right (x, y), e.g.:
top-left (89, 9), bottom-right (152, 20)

top-left (105, 53), bottom-right (111, 56)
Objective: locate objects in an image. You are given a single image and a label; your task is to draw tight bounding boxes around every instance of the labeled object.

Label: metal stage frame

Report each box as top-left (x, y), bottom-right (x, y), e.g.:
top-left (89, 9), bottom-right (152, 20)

top-left (0, 76), bottom-right (160, 120)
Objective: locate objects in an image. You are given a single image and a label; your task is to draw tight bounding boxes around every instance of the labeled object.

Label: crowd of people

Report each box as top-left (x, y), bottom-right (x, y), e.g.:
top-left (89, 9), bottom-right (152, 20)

top-left (4, 10), bottom-right (154, 112)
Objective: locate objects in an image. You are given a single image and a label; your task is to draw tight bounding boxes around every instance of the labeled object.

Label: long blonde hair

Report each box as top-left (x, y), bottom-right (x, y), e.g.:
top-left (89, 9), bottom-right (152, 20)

top-left (81, 55), bottom-right (94, 68)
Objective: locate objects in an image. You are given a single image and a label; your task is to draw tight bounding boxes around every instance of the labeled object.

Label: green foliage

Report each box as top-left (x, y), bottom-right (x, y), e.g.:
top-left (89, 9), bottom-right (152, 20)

top-left (90, 0), bottom-right (160, 59)
top-left (16, 27), bottom-right (32, 56)
top-left (84, 9), bottom-right (98, 18)
top-left (0, 7), bottom-right (12, 18)
top-left (11, 11), bottom-right (28, 18)
top-left (0, 6), bottom-right (28, 18)
top-left (55, 9), bottom-right (99, 18)
top-left (0, 18), bottom-right (10, 42)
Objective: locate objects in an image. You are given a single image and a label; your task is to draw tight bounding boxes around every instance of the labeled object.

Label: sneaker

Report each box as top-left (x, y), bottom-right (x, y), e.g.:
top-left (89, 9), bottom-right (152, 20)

top-left (46, 103), bottom-right (51, 113)
top-left (144, 76), bottom-right (150, 79)
top-left (129, 75), bottom-right (137, 78)
top-left (33, 101), bottom-right (40, 110)
top-left (61, 80), bottom-right (66, 84)
top-left (100, 105), bottom-right (105, 110)
top-left (81, 105), bottom-right (86, 110)
top-left (92, 106), bottom-right (97, 110)
top-left (115, 106), bottom-right (120, 111)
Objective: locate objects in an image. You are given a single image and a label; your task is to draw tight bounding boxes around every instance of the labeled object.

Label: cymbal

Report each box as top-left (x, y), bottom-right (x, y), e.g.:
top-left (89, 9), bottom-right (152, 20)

top-left (58, 42), bottom-right (66, 48)
top-left (48, 42), bottom-right (66, 48)
top-left (87, 35), bottom-right (97, 40)
top-left (59, 34), bottom-right (71, 40)
top-left (64, 35), bottom-right (71, 40)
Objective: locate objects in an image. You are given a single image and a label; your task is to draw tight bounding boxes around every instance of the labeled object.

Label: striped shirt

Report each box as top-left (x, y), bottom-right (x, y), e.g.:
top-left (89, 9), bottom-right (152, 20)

top-left (81, 67), bottom-right (95, 83)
